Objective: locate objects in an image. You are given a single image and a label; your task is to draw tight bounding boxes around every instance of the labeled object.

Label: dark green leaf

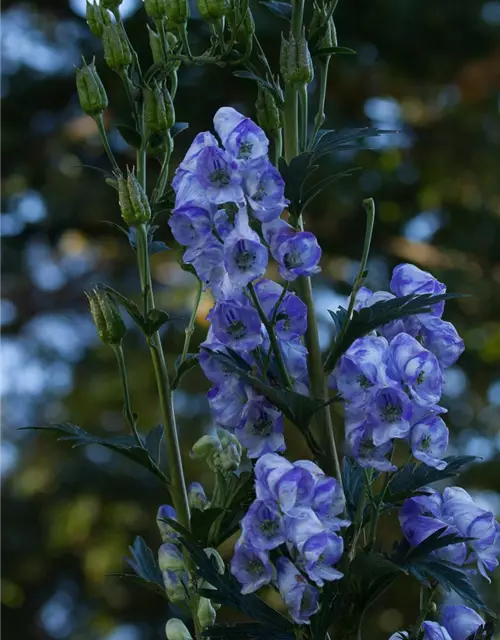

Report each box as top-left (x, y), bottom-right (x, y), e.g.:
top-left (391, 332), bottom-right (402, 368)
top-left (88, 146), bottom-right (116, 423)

top-left (232, 71), bottom-right (284, 108)
top-left (312, 127), bottom-right (394, 159)
top-left (203, 624), bottom-right (293, 639)
top-left (148, 240), bottom-right (170, 254)
top-left (145, 425), bottom-right (163, 465)
top-left (259, 1), bottom-right (292, 21)
top-left (171, 122), bottom-right (189, 138)
top-left (97, 283), bottom-right (146, 331)
top-left (328, 306), bottom-right (348, 338)
top-left (313, 46), bottom-right (357, 56)
top-left (125, 536), bottom-right (165, 595)
top-left (342, 457), bottom-right (367, 520)
top-left (388, 455), bottom-right (477, 503)
top-left (144, 309), bottom-right (170, 336)
top-left (401, 527), bottom-right (473, 563)
top-left (172, 354), bottom-right (199, 390)
top-left (109, 572), bottom-right (166, 597)
top-left (190, 507), bottom-right (225, 546)
top-left (21, 423), bottom-right (169, 485)
top-left (116, 124), bottom-right (142, 149)
top-left (301, 168), bottom-right (358, 211)
top-left (101, 220), bottom-right (129, 238)
top-left (325, 293), bottom-right (467, 372)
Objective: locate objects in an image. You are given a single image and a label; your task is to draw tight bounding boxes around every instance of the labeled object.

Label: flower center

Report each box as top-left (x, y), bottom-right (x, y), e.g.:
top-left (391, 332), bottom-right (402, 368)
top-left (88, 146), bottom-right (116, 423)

top-left (381, 403), bottom-right (401, 422)
top-left (235, 249), bottom-right (256, 270)
top-left (248, 558), bottom-right (264, 575)
top-left (420, 435), bottom-right (431, 450)
top-left (416, 371), bottom-right (425, 385)
top-left (283, 251), bottom-right (302, 269)
top-left (238, 142), bottom-right (253, 159)
top-left (227, 320), bottom-right (247, 339)
top-left (252, 416), bottom-right (273, 436)
top-left (356, 374), bottom-right (372, 389)
top-left (210, 168), bottom-right (230, 187)
top-left (260, 518), bottom-right (278, 536)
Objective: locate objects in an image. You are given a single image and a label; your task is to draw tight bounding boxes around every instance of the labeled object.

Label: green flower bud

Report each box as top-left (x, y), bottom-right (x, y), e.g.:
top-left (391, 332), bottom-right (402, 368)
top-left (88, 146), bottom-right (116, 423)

top-left (165, 619), bottom-right (192, 640)
top-left (102, 23), bottom-right (132, 72)
top-left (164, 0), bottom-right (190, 27)
top-left (144, 0), bottom-right (169, 19)
top-left (309, 2), bottom-right (337, 53)
top-left (158, 543), bottom-right (187, 573)
top-left (188, 482), bottom-right (209, 510)
top-left (101, 0), bottom-right (123, 9)
top-left (75, 58), bottom-right (108, 116)
top-left (86, 1), bottom-right (112, 37)
top-left (118, 171), bottom-right (151, 226)
top-left (86, 287), bottom-right (126, 345)
top-left (197, 597), bottom-right (216, 629)
top-left (190, 435), bottom-right (222, 461)
top-left (213, 428), bottom-right (241, 472)
top-left (197, 0), bottom-right (229, 21)
top-left (147, 24), bottom-right (165, 64)
top-left (144, 82), bottom-right (175, 134)
top-left (255, 86), bottom-right (282, 134)
top-left (280, 30), bottom-right (314, 86)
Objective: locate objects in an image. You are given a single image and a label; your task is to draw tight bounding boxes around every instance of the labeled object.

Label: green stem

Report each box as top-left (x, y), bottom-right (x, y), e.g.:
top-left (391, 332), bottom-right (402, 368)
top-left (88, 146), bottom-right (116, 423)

top-left (152, 134), bottom-right (173, 204)
top-left (348, 469), bottom-right (373, 563)
top-left (309, 56), bottom-right (331, 149)
top-left (113, 344), bottom-right (143, 448)
top-left (272, 128), bottom-right (283, 166)
top-left (247, 282), bottom-right (293, 389)
top-left (283, 84), bottom-right (299, 161)
top-left (298, 83), bottom-right (308, 152)
top-left (95, 114), bottom-right (121, 174)
top-left (180, 278), bottom-right (203, 365)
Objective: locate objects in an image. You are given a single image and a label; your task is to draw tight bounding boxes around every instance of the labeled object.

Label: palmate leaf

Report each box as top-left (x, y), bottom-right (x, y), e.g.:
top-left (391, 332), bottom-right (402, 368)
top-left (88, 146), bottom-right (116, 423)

top-left (324, 292), bottom-right (465, 372)
top-left (21, 423), bottom-right (169, 485)
top-left (312, 127), bottom-right (393, 159)
top-left (115, 536), bottom-right (166, 598)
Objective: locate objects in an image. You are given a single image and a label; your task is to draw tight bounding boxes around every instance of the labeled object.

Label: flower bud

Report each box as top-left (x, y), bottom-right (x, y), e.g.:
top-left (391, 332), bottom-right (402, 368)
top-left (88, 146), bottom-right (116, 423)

top-left (213, 428), bottom-right (241, 472)
top-left (144, 0), bottom-right (170, 19)
top-left (309, 2), bottom-right (337, 53)
top-left (101, 0), bottom-right (123, 9)
top-left (86, 1), bottom-right (112, 37)
top-left (75, 58), bottom-right (108, 117)
top-left (197, 0), bottom-right (229, 21)
top-left (165, 619), bottom-right (192, 640)
top-left (256, 86), bottom-right (282, 134)
top-left (188, 482), bottom-right (209, 510)
top-left (118, 170), bottom-right (151, 226)
top-left (86, 287), bottom-right (126, 345)
top-left (204, 547), bottom-right (225, 575)
top-left (147, 25), bottom-right (164, 65)
top-left (102, 23), bottom-right (132, 72)
top-left (190, 435), bottom-right (222, 461)
top-left (280, 30), bottom-right (314, 86)
top-left (144, 83), bottom-right (175, 134)
top-left (163, 569), bottom-right (189, 604)
top-left (158, 543), bottom-right (186, 572)
top-left (164, 0), bottom-right (190, 27)
top-left (157, 504), bottom-right (179, 543)
top-left (197, 597), bottom-right (216, 629)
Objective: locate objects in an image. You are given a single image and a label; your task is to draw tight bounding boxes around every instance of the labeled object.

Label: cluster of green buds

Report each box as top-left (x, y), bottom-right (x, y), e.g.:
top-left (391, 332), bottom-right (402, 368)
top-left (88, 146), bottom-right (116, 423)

top-left (75, 58), bottom-right (108, 117)
top-left (255, 86), bottom-right (282, 134)
top-left (86, 286), bottom-right (126, 346)
top-left (309, 2), bottom-right (338, 55)
top-left (147, 0), bottom-right (190, 28)
top-left (280, 29), bottom-right (314, 86)
top-left (118, 170), bottom-right (151, 226)
top-left (190, 428), bottom-right (241, 472)
top-left (197, 0), bottom-right (230, 22)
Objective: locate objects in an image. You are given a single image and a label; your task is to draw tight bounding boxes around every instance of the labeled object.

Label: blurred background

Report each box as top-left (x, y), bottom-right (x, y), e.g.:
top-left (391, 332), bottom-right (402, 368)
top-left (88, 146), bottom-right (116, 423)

top-left (2, 0), bottom-right (500, 638)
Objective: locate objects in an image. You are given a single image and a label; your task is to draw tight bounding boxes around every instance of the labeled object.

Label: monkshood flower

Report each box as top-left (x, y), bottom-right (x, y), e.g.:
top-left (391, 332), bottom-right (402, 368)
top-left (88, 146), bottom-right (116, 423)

top-left (420, 622), bottom-right (453, 640)
top-left (276, 557), bottom-right (320, 624)
top-left (299, 531), bottom-right (344, 586)
top-left (346, 416), bottom-right (397, 472)
top-left (410, 415), bottom-right (449, 470)
top-left (263, 219), bottom-right (321, 280)
top-left (159, 543), bottom-right (186, 573)
top-left (370, 386), bottom-right (413, 446)
top-left (236, 396), bottom-right (285, 458)
top-left (240, 499), bottom-right (286, 549)
top-left (157, 505), bottom-right (179, 543)
top-left (213, 106), bottom-right (269, 163)
top-left (183, 239), bottom-right (226, 297)
top-left (187, 482), bottom-right (209, 510)
top-left (354, 289), bottom-right (407, 340)
top-left (390, 263), bottom-right (447, 318)
top-left (223, 209), bottom-right (268, 287)
top-left (244, 160), bottom-right (289, 222)
top-left (210, 300), bottom-right (263, 351)
top-left (254, 453), bottom-right (316, 513)
top-left (254, 279), bottom-right (307, 340)
top-left (421, 316), bottom-right (465, 368)
top-left (230, 540), bottom-right (274, 594)
top-left (441, 605), bottom-right (486, 640)
top-left (207, 379), bottom-right (248, 428)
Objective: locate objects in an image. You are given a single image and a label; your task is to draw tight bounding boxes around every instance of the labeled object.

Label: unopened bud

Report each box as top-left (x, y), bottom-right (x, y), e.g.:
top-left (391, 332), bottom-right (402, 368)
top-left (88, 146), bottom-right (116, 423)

top-left (256, 86), bottom-right (282, 134)
top-left (158, 543), bottom-right (186, 573)
top-left (86, 287), bottom-right (126, 345)
top-left (144, 83), bottom-right (175, 134)
top-left (280, 30), bottom-right (314, 86)
top-left (76, 58), bottom-right (108, 116)
top-left (164, 0), bottom-right (190, 27)
top-left (86, 1), bottom-right (112, 37)
top-left (190, 435), bottom-right (222, 461)
top-left (188, 482), bottom-right (209, 510)
top-left (197, 597), bottom-right (216, 629)
top-left (144, 0), bottom-right (170, 19)
top-left (101, 0), bottom-right (123, 9)
top-left (213, 428), bottom-right (241, 472)
top-left (102, 23), bottom-right (132, 72)
top-left (118, 170), bottom-right (151, 226)
top-left (309, 2), bottom-right (337, 53)
top-left (197, 0), bottom-right (229, 21)
top-left (157, 504), bottom-right (179, 543)
top-left (165, 619), bottom-right (192, 640)
top-left (163, 570), bottom-right (189, 603)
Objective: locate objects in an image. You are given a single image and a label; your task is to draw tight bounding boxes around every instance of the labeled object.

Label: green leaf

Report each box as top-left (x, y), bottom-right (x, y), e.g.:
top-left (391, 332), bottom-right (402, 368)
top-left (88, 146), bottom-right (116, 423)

top-left (21, 423), bottom-right (169, 485)
top-left (328, 306), bottom-right (348, 338)
top-left (313, 46), bottom-right (357, 57)
top-left (171, 122), bottom-right (189, 138)
top-left (109, 572), bottom-right (166, 597)
top-left (301, 168), bottom-right (358, 212)
top-left (190, 507), bottom-right (225, 546)
top-left (172, 354), bottom-right (199, 390)
top-left (97, 283), bottom-right (146, 332)
top-left (259, 1), bottom-right (291, 21)
top-left (144, 309), bottom-right (170, 336)
top-left (342, 457), bottom-right (368, 520)
top-left (232, 71), bottom-right (284, 108)
top-left (145, 424), bottom-right (163, 465)
top-left (312, 127), bottom-right (394, 159)
top-left (401, 527), bottom-right (473, 563)
top-left (101, 220), bottom-right (129, 238)
top-left (203, 624), bottom-right (294, 639)
top-left (125, 536), bottom-right (166, 596)
top-left (148, 240), bottom-right (170, 255)
top-left (325, 292), bottom-right (467, 372)
top-left (387, 455), bottom-right (477, 503)
top-left (116, 124), bottom-right (142, 149)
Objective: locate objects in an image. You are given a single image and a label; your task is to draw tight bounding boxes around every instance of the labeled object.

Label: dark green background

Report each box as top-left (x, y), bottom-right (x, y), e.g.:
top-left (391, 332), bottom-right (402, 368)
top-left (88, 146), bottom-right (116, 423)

top-left (2, 0), bottom-right (500, 638)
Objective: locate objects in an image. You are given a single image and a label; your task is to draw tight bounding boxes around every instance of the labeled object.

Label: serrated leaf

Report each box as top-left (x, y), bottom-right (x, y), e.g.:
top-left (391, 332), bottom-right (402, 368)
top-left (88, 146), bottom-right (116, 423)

top-left (312, 127), bottom-right (394, 159)
top-left (97, 283), bottom-right (146, 331)
top-left (116, 124), bottom-right (142, 149)
top-left (144, 309), bottom-right (170, 336)
top-left (172, 354), bottom-right (198, 390)
top-left (21, 423), bottom-right (169, 485)
top-left (313, 45), bottom-right (357, 56)
top-left (109, 572), bottom-right (167, 597)
top-left (125, 536), bottom-right (165, 595)
top-left (145, 424), bottom-right (163, 465)
top-left (190, 507), bottom-right (225, 547)
top-left (259, 1), bottom-right (291, 20)
top-left (401, 527), bottom-right (473, 563)
top-left (232, 71), bottom-right (284, 108)
top-left (388, 455), bottom-right (477, 503)
top-left (325, 293), bottom-right (467, 372)
top-left (171, 122), bottom-right (189, 138)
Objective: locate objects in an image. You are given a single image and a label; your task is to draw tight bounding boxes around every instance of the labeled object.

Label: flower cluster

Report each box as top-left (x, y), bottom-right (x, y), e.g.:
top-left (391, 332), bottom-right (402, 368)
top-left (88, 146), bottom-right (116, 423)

top-left (389, 604), bottom-right (488, 640)
top-left (399, 487), bottom-right (500, 580)
top-left (231, 453), bottom-right (349, 624)
top-left (172, 108), bottom-right (318, 458)
top-left (333, 263), bottom-right (464, 472)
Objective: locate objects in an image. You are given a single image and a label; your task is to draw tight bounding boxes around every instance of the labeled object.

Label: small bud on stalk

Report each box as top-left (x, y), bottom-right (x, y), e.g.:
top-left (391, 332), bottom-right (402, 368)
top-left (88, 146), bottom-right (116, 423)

top-left (86, 287), bottom-right (126, 345)
top-left (164, 0), bottom-right (190, 28)
top-left (144, 83), bottom-right (175, 134)
top-left (309, 2), bottom-right (337, 54)
top-left (197, 0), bottom-right (229, 22)
top-left (280, 30), bottom-right (314, 86)
top-left (157, 505), bottom-right (179, 543)
top-left (75, 58), bottom-right (108, 116)
top-left (214, 428), bottom-right (241, 472)
top-left (197, 597), bottom-right (216, 628)
top-left (187, 482), bottom-right (209, 510)
top-left (256, 87), bottom-right (282, 134)
top-left (86, 1), bottom-right (111, 37)
top-left (118, 170), bottom-right (151, 226)
top-left (165, 619), bottom-right (192, 640)
top-left (158, 543), bottom-right (187, 572)
top-left (102, 23), bottom-right (133, 72)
